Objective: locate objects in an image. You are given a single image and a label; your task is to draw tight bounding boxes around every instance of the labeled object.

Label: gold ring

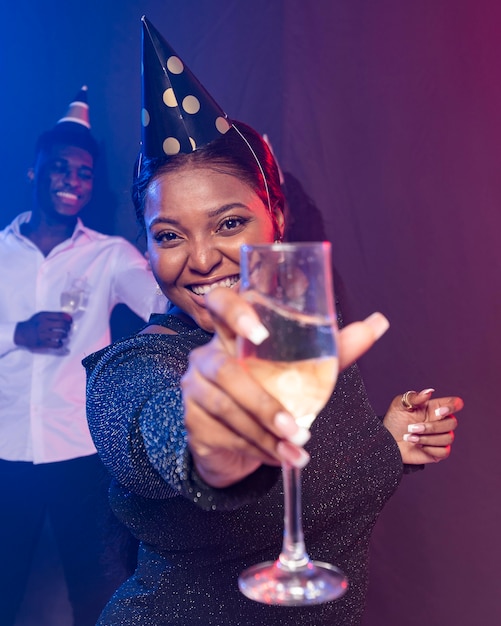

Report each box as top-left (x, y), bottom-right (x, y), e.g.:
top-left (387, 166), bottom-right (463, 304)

top-left (401, 390), bottom-right (417, 410)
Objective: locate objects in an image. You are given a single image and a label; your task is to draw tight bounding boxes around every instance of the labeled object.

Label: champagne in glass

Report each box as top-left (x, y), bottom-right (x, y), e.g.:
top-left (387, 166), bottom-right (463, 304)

top-left (59, 276), bottom-right (89, 352)
top-left (60, 277), bottom-right (89, 314)
top-left (237, 242), bottom-right (348, 606)
top-left (60, 290), bottom-right (83, 314)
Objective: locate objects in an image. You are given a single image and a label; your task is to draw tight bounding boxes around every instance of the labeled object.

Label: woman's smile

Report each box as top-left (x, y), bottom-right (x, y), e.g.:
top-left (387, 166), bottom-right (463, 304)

top-left (188, 274), bottom-right (240, 297)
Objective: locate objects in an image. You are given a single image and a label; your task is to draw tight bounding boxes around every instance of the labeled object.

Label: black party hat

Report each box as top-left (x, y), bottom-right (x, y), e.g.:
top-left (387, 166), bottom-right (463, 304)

top-left (140, 16), bottom-right (231, 158)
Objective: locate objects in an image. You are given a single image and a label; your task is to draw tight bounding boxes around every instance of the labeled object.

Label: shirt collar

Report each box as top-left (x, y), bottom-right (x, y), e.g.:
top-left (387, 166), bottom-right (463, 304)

top-left (6, 211), bottom-right (88, 243)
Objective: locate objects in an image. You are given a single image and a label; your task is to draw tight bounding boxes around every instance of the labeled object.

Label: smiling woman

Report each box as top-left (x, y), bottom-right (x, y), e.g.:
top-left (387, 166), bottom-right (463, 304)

top-left (138, 124), bottom-right (283, 333)
top-left (82, 17), bottom-right (462, 626)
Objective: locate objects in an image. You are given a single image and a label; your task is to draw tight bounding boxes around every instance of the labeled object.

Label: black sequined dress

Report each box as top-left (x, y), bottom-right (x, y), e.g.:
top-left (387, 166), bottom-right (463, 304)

top-left (83, 314), bottom-right (403, 625)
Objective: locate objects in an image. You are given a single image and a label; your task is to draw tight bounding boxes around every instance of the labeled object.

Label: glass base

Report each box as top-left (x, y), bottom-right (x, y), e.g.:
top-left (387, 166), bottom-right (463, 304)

top-left (238, 559), bottom-right (348, 606)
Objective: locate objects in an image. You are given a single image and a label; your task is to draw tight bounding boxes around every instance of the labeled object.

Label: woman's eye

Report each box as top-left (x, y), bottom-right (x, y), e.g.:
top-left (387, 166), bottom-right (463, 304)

top-left (155, 231), bottom-right (180, 244)
top-left (218, 217), bottom-right (246, 232)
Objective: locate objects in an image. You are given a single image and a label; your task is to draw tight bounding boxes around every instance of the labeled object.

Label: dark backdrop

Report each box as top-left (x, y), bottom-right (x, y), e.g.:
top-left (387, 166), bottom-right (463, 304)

top-left (1, 2), bottom-right (498, 624)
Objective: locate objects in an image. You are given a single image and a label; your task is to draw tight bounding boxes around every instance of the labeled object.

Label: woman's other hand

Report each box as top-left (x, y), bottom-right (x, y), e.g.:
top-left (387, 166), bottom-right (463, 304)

top-left (383, 389), bottom-right (463, 466)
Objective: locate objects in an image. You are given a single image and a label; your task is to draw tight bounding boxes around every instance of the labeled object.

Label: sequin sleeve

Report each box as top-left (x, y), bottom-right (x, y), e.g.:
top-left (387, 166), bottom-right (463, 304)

top-left (84, 332), bottom-right (280, 511)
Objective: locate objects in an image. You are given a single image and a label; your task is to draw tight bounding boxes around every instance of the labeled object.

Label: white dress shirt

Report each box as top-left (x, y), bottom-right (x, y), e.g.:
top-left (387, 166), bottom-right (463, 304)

top-left (0, 212), bottom-right (164, 463)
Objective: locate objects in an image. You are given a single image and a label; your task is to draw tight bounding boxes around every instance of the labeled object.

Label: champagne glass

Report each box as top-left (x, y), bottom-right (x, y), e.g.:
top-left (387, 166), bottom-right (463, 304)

top-left (237, 241), bottom-right (348, 606)
top-left (59, 276), bottom-right (89, 351)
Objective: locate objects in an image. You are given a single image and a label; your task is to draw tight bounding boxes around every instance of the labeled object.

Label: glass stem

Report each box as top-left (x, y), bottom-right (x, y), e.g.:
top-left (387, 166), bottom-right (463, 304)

top-left (278, 464), bottom-right (310, 571)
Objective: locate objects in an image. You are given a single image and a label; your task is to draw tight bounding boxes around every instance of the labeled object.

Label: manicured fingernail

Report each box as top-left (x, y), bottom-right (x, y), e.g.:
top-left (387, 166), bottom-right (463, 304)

top-left (408, 423), bottom-right (426, 433)
top-left (274, 412), bottom-right (311, 446)
top-left (403, 433), bottom-right (420, 443)
top-left (421, 388), bottom-right (435, 395)
top-left (237, 314), bottom-right (269, 345)
top-left (277, 441), bottom-right (310, 468)
top-left (435, 406), bottom-right (449, 417)
top-left (364, 312), bottom-right (390, 340)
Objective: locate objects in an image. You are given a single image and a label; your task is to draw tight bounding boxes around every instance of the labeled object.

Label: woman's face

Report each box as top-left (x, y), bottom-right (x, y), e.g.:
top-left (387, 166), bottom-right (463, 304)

top-left (144, 165), bottom-right (282, 332)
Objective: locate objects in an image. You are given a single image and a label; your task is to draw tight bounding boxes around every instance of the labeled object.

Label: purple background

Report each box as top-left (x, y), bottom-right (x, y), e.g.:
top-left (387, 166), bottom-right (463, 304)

top-left (1, 2), bottom-right (497, 624)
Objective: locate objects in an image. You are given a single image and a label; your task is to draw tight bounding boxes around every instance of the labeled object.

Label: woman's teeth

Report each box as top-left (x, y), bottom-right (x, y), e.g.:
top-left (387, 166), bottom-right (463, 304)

top-left (191, 277), bottom-right (239, 296)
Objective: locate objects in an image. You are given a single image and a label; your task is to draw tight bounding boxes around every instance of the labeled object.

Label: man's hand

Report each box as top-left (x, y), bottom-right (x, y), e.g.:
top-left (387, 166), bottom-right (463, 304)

top-left (14, 311), bottom-right (72, 351)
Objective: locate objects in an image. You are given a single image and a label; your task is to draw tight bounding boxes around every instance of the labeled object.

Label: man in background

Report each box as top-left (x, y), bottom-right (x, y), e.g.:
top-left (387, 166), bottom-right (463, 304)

top-left (0, 87), bottom-right (161, 625)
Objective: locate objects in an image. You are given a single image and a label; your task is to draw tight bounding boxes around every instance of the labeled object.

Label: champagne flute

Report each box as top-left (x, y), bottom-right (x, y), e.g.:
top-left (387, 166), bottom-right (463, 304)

top-left (237, 241), bottom-right (348, 606)
top-left (60, 276), bottom-right (88, 315)
top-left (59, 276), bottom-right (89, 351)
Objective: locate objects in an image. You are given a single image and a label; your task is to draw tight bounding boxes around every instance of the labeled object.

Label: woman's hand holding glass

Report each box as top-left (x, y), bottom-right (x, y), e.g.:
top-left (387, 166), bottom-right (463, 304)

top-left (181, 287), bottom-right (310, 489)
top-left (181, 287), bottom-right (390, 489)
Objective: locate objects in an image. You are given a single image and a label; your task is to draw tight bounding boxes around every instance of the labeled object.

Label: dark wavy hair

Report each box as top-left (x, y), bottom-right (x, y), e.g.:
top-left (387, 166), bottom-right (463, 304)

top-left (132, 121), bottom-right (284, 238)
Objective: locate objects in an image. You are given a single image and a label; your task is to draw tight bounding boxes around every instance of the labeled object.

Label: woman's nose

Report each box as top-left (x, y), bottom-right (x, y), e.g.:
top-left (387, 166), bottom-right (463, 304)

top-left (188, 240), bottom-right (222, 274)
